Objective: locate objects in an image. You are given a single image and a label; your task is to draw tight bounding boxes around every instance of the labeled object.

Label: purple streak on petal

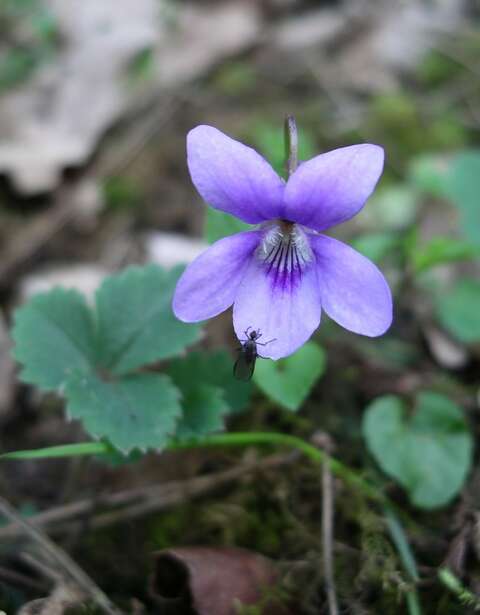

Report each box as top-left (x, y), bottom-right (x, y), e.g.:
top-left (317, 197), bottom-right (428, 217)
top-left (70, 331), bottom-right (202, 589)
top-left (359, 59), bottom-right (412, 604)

top-left (187, 125), bottom-right (285, 224)
top-left (310, 234), bottom-right (392, 336)
top-left (233, 259), bottom-right (321, 360)
top-left (283, 144), bottom-right (384, 231)
top-left (173, 231), bottom-right (261, 322)
top-left (256, 223), bottom-right (314, 295)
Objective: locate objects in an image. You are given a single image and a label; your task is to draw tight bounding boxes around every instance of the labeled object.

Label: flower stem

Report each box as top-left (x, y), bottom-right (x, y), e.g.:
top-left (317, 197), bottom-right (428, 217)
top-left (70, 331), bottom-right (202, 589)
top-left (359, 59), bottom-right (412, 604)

top-left (284, 115), bottom-right (298, 177)
top-left (1, 431), bottom-right (385, 505)
top-left (169, 431), bottom-right (385, 504)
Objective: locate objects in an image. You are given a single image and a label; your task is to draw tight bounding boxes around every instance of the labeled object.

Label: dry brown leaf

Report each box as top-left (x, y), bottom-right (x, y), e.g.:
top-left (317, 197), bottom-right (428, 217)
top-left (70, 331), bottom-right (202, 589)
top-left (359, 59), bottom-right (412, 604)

top-left (0, 1), bottom-right (260, 195)
top-left (150, 547), bottom-right (292, 615)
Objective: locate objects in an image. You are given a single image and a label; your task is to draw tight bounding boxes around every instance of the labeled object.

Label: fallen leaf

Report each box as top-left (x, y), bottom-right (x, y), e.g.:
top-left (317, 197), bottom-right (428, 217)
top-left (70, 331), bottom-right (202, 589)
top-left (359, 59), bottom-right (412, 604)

top-left (0, 1), bottom-right (260, 194)
top-left (150, 547), bottom-right (292, 615)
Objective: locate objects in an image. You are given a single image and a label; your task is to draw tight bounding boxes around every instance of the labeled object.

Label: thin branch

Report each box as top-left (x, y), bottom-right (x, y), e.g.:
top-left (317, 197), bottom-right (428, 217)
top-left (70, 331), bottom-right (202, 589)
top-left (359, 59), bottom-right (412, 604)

top-left (0, 453), bottom-right (294, 540)
top-left (0, 564), bottom-right (48, 592)
top-left (315, 433), bottom-right (339, 615)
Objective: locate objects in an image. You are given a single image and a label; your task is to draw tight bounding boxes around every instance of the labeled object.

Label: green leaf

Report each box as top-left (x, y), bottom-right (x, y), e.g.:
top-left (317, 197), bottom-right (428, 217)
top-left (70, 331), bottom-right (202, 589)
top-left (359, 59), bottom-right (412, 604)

top-left (167, 354), bottom-right (229, 439)
top-left (363, 392), bottom-right (473, 508)
top-left (176, 384), bottom-right (228, 440)
top-left (167, 351), bottom-right (252, 414)
top-left (407, 154), bottom-right (449, 197)
top-left (435, 278), bottom-right (480, 343)
top-left (204, 209), bottom-right (251, 244)
top-left (352, 232), bottom-right (399, 263)
top-left (65, 371), bottom-right (181, 453)
top-left (412, 236), bottom-right (479, 273)
top-left (446, 150), bottom-right (480, 245)
top-left (253, 342), bottom-right (326, 411)
top-left (95, 265), bottom-right (201, 374)
top-left (12, 288), bottom-right (96, 391)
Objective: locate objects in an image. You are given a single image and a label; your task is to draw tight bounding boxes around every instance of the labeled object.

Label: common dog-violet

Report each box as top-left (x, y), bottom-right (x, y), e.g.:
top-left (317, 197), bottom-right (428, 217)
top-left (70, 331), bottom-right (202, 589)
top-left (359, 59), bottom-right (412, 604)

top-left (173, 121), bottom-right (392, 359)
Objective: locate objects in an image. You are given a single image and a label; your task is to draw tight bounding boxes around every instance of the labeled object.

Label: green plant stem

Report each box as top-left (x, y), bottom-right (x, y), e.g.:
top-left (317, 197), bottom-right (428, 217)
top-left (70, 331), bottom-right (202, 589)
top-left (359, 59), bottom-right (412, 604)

top-left (2, 430), bottom-right (423, 610)
top-left (2, 431), bottom-right (386, 505)
top-left (438, 567), bottom-right (480, 610)
top-left (174, 432), bottom-right (385, 502)
top-left (284, 115), bottom-right (298, 177)
top-left (406, 591), bottom-right (422, 615)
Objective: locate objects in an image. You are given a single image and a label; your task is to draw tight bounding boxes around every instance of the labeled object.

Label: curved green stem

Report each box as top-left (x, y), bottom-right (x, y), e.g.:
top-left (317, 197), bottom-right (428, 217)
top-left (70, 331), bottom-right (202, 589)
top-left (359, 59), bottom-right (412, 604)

top-left (1, 431), bottom-right (386, 505)
top-left (171, 432), bottom-right (385, 503)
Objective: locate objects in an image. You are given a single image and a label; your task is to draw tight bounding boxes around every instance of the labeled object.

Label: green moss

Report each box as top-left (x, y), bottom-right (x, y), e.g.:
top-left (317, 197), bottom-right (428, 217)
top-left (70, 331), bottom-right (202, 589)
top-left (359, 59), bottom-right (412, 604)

top-left (366, 92), bottom-right (468, 163)
top-left (149, 506), bottom-right (194, 549)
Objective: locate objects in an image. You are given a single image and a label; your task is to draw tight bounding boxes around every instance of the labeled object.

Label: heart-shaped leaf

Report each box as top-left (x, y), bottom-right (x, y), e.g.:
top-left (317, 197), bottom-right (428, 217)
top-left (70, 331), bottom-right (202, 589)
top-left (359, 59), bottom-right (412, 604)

top-left (168, 351), bottom-right (251, 415)
top-left (174, 385), bottom-right (228, 441)
top-left (253, 342), bottom-right (326, 411)
top-left (167, 352), bottom-right (234, 439)
top-left (363, 392), bottom-right (473, 508)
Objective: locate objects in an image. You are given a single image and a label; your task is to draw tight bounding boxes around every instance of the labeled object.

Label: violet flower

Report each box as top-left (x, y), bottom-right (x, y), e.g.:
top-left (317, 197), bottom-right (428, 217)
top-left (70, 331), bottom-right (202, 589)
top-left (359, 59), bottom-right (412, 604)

top-left (173, 125), bottom-right (392, 360)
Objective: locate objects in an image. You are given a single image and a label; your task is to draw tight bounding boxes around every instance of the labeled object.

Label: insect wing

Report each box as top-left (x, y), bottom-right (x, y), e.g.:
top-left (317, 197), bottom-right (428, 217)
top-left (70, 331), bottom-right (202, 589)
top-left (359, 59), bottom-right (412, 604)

top-left (233, 351), bottom-right (256, 381)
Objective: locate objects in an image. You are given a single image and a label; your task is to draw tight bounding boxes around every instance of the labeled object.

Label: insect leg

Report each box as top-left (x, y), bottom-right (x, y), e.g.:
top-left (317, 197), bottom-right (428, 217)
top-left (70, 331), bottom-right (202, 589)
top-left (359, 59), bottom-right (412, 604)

top-left (256, 338), bottom-right (277, 346)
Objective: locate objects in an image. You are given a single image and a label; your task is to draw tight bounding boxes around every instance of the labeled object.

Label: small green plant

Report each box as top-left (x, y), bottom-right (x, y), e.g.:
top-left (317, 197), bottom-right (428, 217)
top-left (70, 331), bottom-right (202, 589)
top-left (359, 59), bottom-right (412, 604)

top-left (6, 116), bottom-right (480, 615)
top-left (12, 265), bottom-right (249, 452)
top-left (363, 392), bottom-right (473, 509)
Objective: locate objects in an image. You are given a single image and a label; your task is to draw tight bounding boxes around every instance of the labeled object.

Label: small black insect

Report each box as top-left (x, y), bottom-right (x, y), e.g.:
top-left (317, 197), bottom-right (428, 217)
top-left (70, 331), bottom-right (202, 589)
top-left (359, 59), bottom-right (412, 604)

top-left (233, 327), bottom-right (276, 381)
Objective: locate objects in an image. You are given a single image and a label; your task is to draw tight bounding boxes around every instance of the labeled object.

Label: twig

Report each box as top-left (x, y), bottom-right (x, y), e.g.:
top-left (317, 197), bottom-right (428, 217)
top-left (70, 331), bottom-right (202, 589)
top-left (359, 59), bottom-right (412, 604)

top-left (319, 436), bottom-right (339, 615)
top-left (0, 564), bottom-right (48, 592)
top-left (0, 496), bottom-right (124, 615)
top-left (0, 453), bottom-right (294, 540)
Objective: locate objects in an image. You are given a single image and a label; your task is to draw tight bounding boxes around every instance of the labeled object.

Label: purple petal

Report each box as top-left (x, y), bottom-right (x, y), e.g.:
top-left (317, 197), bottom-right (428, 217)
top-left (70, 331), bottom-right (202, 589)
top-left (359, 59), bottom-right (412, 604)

top-left (233, 260), bottom-right (321, 360)
top-left (310, 234), bottom-right (392, 336)
top-left (173, 231), bottom-right (261, 322)
top-left (187, 126), bottom-right (285, 224)
top-left (283, 144), bottom-right (384, 231)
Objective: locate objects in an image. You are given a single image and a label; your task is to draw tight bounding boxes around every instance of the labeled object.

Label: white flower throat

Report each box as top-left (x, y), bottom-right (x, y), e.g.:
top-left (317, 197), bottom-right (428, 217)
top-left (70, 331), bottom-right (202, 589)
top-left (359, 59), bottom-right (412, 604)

top-left (256, 221), bottom-right (313, 288)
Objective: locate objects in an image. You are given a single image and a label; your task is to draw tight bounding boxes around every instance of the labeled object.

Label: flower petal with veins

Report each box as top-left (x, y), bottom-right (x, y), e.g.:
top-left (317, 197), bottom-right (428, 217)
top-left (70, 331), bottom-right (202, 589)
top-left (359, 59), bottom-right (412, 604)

top-left (173, 231), bottom-right (261, 322)
top-left (233, 256), bottom-right (321, 360)
top-left (283, 144), bottom-right (384, 231)
top-left (187, 125), bottom-right (285, 224)
top-left (174, 124), bottom-right (392, 360)
top-left (310, 234), bottom-right (392, 336)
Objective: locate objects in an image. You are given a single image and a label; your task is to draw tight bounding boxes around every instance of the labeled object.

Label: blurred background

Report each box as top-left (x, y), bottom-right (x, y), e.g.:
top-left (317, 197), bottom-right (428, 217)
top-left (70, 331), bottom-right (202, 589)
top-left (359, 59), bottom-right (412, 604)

top-left (1, 0), bottom-right (480, 613)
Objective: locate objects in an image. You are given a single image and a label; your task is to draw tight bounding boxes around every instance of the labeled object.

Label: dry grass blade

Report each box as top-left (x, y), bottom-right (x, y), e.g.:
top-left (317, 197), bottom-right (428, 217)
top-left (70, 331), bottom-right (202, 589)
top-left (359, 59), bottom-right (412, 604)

top-left (0, 496), bottom-right (124, 615)
top-left (0, 452), bottom-right (295, 540)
